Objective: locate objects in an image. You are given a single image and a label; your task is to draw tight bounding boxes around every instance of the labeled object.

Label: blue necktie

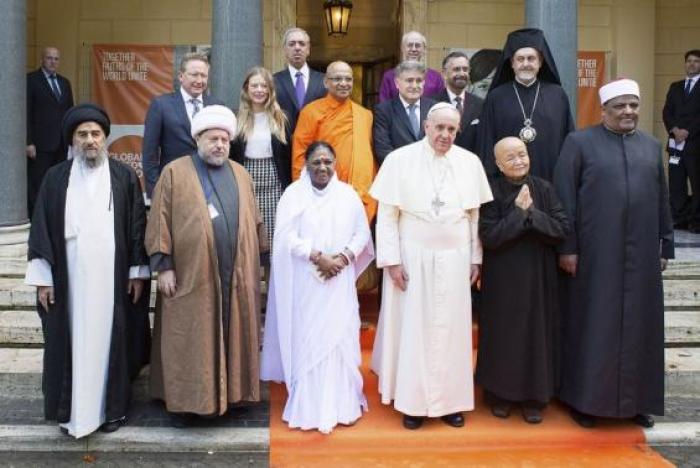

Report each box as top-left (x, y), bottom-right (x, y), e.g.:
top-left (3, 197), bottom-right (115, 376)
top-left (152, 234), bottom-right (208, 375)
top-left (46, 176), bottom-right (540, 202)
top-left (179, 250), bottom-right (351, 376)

top-left (49, 74), bottom-right (61, 99)
top-left (685, 79), bottom-right (693, 96)
top-left (408, 104), bottom-right (420, 139)
top-left (295, 71), bottom-right (305, 109)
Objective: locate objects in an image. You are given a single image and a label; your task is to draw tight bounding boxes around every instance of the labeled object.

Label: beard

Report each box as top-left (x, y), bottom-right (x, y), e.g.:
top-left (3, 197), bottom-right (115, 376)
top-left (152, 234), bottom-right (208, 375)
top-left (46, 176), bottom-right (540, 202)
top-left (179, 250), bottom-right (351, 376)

top-left (74, 145), bottom-right (108, 168)
top-left (198, 150), bottom-right (227, 167)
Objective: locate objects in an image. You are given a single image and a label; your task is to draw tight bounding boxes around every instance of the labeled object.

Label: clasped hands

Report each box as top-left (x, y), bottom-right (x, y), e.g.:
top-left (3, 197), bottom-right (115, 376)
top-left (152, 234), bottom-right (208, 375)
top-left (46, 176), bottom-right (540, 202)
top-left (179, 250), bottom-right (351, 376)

top-left (311, 249), bottom-right (350, 280)
top-left (514, 184), bottom-right (533, 211)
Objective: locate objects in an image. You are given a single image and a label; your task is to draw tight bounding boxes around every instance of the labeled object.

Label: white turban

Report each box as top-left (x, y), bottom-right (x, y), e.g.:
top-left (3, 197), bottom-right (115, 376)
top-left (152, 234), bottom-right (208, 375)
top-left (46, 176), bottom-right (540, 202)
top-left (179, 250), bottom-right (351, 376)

top-left (599, 79), bottom-right (640, 105)
top-left (190, 105), bottom-right (238, 140)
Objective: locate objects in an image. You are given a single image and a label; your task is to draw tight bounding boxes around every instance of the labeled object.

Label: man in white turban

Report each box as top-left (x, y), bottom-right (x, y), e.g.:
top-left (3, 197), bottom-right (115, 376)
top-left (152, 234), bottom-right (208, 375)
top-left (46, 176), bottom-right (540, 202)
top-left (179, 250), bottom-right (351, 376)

top-left (145, 105), bottom-right (268, 426)
top-left (554, 79), bottom-right (674, 429)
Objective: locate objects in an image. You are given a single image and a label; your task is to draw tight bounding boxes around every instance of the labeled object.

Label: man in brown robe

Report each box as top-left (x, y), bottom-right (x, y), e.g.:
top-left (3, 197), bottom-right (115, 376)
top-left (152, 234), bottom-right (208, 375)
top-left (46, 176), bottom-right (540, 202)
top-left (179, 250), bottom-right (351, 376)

top-left (145, 105), bottom-right (267, 426)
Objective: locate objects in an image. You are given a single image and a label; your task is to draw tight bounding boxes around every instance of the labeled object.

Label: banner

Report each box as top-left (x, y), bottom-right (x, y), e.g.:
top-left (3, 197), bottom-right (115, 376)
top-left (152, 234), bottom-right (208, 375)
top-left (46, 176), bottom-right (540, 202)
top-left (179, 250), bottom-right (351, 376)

top-left (577, 51), bottom-right (606, 128)
top-left (91, 45), bottom-right (175, 189)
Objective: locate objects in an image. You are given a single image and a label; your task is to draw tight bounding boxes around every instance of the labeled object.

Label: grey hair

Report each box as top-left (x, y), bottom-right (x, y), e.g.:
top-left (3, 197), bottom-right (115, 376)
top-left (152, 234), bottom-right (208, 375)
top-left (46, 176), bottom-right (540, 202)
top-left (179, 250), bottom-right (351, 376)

top-left (395, 60), bottom-right (426, 77)
top-left (282, 27), bottom-right (310, 47)
top-left (402, 31), bottom-right (427, 47)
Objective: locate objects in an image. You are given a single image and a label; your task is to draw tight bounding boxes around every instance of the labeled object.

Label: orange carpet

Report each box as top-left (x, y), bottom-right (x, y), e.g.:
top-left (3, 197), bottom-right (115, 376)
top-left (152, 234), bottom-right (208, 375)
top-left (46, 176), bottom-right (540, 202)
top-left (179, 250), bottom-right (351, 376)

top-left (269, 292), bottom-right (673, 467)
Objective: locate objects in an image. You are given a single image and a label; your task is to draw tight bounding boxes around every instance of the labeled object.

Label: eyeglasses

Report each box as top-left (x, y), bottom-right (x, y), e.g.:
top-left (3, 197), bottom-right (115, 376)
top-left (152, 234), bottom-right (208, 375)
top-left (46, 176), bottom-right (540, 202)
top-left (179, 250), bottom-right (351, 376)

top-left (327, 76), bottom-right (353, 84)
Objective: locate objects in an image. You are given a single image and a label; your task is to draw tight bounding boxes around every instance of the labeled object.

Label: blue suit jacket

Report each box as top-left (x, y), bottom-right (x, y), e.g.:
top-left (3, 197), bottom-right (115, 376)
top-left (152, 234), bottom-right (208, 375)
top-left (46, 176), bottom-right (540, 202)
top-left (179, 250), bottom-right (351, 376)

top-left (142, 91), bottom-right (224, 196)
top-left (273, 67), bottom-right (326, 134)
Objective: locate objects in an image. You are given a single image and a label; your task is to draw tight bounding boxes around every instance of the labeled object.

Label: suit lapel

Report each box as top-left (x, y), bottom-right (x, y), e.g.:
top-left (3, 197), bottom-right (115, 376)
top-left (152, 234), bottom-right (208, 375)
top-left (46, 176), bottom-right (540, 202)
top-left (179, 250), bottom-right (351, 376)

top-left (279, 71), bottom-right (299, 110)
top-left (37, 70), bottom-right (60, 103)
top-left (306, 71), bottom-right (325, 103)
top-left (173, 92), bottom-right (192, 136)
top-left (418, 97), bottom-right (432, 138)
top-left (393, 99), bottom-right (416, 140)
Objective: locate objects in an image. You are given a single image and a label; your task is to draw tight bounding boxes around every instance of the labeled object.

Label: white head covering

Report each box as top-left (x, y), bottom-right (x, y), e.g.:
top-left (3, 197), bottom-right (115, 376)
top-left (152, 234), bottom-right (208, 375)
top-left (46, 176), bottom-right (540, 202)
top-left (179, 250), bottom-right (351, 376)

top-left (599, 78), bottom-right (640, 105)
top-left (427, 101), bottom-right (461, 119)
top-left (190, 104), bottom-right (238, 140)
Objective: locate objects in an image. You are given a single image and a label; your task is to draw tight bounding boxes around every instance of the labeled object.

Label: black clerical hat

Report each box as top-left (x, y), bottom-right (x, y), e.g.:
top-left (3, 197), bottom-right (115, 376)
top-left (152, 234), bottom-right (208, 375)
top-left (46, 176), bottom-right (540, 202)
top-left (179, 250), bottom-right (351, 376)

top-left (62, 103), bottom-right (111, 144)
top-left (488, 28), bottom-right (562, 91)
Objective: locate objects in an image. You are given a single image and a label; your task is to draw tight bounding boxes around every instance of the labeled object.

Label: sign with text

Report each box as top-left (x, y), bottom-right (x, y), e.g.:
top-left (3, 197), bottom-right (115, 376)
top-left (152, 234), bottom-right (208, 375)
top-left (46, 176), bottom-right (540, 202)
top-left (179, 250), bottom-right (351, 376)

top-left (91, 44), bottom-right (175, 188)
top-left (577, 51), bottom-right (606, 129)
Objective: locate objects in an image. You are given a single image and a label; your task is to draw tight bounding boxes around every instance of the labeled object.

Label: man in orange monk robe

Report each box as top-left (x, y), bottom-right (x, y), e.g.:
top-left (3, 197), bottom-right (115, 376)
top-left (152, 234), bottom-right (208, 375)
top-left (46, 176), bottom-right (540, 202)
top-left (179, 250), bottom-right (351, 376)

top-left (292, 61), bottom-right (377, 221)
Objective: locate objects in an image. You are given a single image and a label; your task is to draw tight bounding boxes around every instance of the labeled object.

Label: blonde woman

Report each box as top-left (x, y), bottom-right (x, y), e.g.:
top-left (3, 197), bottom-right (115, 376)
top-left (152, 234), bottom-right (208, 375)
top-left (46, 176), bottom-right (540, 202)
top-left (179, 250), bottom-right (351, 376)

top-left (231, 67), bottom-right (291, 248)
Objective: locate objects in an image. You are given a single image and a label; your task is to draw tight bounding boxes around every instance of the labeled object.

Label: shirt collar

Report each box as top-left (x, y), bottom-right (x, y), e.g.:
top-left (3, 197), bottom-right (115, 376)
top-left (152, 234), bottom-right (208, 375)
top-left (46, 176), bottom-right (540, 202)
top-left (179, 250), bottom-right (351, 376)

top-left (289, 63), bottom-right (309, 80)
top-left (446, 88), bottom-right (466, 103)
top-left (180, 86), bottom-right (203, 103)
top-left (399, 95), bottom-right (419, 110)
top-left (41, 68), bottom-right (55, 78)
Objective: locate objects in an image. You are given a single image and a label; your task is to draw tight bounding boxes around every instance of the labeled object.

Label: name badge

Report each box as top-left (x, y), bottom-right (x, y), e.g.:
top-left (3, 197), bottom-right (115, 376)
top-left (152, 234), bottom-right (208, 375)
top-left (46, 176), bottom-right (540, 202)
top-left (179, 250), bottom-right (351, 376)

top-left (208, 203), bottom-right (220, 219)
top-left (669, 155), bottom-right (681, 165)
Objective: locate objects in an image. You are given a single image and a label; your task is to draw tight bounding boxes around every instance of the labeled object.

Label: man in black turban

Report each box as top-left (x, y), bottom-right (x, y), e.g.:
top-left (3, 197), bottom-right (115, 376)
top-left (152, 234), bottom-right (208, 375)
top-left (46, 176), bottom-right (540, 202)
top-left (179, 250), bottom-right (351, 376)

top-left (477, 28), bottom-right (575, 181)
top-left (25, 103), bottom-right (151, 438)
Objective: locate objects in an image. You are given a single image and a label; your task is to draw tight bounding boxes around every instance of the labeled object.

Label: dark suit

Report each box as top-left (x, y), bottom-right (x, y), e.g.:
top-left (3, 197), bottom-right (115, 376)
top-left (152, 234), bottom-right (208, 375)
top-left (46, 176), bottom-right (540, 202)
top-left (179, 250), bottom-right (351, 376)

top-left (663, 78), bottom-right (700, 228)
top-left (431, 89), bottom-right (484, 153)
top-left (26, 68), bottom-right (74, 215)
top-left (273, 67), bottom-right (326, 134)
top-left (142, 91), bottom-right (223, 197)
top-left (373, 97), bottom-right (435, 165)
top-left (230, 129), bottom-right (292, 189)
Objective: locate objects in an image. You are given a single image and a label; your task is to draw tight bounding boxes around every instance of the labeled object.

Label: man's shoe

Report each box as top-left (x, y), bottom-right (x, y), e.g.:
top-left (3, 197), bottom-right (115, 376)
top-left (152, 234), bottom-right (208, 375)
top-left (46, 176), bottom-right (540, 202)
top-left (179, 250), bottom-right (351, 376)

top-left (402, 414), bottom-right (424, 430)
top-left (569, 408), bottom-right (596, 428)
top-left (59, 426), bottom-right (69, 436)
top-left (521, 406), bottom-right (543, 424)
top-left (440, 412), bottom-right (465, 428)
top-left (632, 414), bottom-right (654, 428)
top-left (99, 419), bottom-right (124, 433)
top-left (490, 403), bottom-right (512, 419)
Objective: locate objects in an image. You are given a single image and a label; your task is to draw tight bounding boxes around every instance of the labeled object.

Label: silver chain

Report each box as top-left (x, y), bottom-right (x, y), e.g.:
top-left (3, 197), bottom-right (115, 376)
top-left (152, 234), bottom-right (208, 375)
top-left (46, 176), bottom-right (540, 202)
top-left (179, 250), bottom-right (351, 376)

top-left (513, 81), bottom-right (541, 126)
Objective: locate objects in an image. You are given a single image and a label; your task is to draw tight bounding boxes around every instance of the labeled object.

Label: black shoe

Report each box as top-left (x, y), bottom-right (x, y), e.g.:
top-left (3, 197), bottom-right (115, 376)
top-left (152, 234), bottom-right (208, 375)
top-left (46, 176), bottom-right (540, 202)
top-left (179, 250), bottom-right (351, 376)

top-left (570, 408), bottom-right (596, 428)
top-left (402, 414), bottom-right (424, 430)
top-left (491, 403), bottom-right (512, 419)
top-left (99, 419), bottom-right (124, 433)
top-left (632, 414), bottom-right (654, 428)
top-left (521, 406), bottom-right (543, 424)
top-left (673, 222), bottom-right (688, 230)
top-left (440, 412), bottom-right (464, 428)
top-left (59, 426), bottom-right (69, 436)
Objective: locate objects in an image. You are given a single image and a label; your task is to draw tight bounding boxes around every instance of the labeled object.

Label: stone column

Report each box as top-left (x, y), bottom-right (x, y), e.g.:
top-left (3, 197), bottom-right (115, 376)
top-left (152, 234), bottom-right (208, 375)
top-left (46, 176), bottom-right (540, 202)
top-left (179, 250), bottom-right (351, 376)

top-left (526, 0), bottom-right (578, 118)
top-left (210, 0), bottom-right (263, 110)
top-left (0, 0), bottom-right (29, 245)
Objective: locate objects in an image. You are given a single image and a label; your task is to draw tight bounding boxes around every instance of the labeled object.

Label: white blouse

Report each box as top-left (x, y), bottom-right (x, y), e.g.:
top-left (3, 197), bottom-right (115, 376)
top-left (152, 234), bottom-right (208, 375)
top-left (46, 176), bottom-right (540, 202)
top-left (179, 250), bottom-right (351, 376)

top-left (244, 112), bottom-right (273, 159)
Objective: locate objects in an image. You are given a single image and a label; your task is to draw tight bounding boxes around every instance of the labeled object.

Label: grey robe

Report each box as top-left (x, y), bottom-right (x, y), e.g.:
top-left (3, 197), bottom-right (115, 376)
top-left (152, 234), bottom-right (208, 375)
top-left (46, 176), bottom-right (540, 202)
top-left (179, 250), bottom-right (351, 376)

top-left (553, 124), bottom-right (674, 418)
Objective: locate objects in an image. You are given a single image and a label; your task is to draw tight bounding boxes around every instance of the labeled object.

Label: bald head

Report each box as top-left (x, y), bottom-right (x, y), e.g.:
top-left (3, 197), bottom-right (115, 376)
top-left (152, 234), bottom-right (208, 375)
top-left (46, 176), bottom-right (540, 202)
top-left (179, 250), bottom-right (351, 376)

top-left (41, 47), bottom-right (60, 74)
top-left (494, 137), bottom-right (530, 180)
top-left (325, 61), bottom-right (354, 101)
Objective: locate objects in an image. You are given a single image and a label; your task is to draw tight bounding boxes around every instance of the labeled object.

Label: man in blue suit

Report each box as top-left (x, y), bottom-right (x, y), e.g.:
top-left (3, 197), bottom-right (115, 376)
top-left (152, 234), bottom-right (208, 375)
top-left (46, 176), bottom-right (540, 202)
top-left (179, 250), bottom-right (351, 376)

top-left (273, 28), bottom-right (326, 134)
top-left (373, 61), bottom-right (435, 165)
top-left (142, 52), bottom-right (224, 197)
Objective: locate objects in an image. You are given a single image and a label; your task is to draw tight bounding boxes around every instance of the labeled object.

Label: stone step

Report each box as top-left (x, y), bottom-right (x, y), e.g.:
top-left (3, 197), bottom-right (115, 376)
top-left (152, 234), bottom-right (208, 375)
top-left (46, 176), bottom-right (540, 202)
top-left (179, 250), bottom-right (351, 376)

top-left (664, 279), bottom-right (700, 309)
top-left (0, 243), bottom-right (27, 278)
top-left (666, 311), bottom-right (700, 344)
top-left (2, 347), bottom-right (697, 401)
top-left (0, 424), bottom-right (268, 453)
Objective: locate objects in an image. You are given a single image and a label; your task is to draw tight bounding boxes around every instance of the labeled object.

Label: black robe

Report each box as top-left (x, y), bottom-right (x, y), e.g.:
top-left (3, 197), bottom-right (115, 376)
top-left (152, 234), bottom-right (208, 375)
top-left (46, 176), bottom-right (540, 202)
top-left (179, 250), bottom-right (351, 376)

top-left (477, 80), bottom-right (574, 181)
top-left (27, 158), bottom-right (150, 423)
top-left (553, 125), bottom-right (674, 418)
top-left (476, 176), bottom-right (569, 403)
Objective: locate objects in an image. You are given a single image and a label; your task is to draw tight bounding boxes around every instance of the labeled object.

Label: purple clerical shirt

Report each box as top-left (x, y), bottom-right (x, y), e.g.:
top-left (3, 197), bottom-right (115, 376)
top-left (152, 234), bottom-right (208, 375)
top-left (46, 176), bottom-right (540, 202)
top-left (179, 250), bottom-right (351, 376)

top-left (378, 67), bottom-right (445, 103)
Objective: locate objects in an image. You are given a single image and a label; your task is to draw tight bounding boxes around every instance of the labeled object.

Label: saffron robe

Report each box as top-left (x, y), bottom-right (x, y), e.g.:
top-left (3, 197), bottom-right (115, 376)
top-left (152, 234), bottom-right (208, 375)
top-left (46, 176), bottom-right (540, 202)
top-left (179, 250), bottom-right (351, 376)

top-left (476, 175), bottom-right (569, 404)
top-left (292, 94), bottom-right (377, 221)
top-left (553, 125), bottom-right (674, 417)
top-left (261, 171), bottom-right (374, 433)
top-left (146, 157), bottom-right (267, 415)
top-left (370, 140), bottom-right (492, 417)
top-left (26, 159), bottom-right (150, 435)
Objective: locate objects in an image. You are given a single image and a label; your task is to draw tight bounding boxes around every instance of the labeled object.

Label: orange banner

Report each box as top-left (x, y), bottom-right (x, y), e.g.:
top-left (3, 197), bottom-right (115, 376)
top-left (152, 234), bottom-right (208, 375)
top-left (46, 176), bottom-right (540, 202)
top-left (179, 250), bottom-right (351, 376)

top-left (577, 51), bottom-right (606, 129)
top-left (91, 44), bottom-right (175, 187)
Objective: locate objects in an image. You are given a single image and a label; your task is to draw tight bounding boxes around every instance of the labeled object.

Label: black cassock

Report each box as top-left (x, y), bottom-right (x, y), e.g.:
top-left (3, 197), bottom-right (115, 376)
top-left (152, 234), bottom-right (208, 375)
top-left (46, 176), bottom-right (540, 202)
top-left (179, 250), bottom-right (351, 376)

top-left (476, 176), bottom-right (569, 403)
top-left (477, 80), bottom-right (574, 181)
top-left (554, 125), bottom-right (674, 418)
top-left (28, 158), bottom-right (150, 423)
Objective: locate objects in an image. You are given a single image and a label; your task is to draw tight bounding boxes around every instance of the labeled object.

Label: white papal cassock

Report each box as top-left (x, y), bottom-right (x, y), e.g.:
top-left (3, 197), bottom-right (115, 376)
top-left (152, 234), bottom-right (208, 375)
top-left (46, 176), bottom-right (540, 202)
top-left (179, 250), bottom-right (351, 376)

top-left (370, 139), bottom-right (492, 417)
top-left (261, 171), bottom-right (374, 433)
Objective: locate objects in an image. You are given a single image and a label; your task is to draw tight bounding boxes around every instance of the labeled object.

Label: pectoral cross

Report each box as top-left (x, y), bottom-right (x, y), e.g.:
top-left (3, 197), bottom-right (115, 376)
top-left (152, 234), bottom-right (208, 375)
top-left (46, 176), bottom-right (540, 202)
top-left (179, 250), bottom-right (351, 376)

top-left (431, 195), bottom-right (445, 216)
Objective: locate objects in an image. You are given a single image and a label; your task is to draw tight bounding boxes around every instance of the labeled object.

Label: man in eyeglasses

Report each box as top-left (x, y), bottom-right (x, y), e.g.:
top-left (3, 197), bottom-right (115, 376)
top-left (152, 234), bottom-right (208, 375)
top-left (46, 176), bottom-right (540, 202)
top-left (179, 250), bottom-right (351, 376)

top-left (292, 61), bottom-right (377, 222)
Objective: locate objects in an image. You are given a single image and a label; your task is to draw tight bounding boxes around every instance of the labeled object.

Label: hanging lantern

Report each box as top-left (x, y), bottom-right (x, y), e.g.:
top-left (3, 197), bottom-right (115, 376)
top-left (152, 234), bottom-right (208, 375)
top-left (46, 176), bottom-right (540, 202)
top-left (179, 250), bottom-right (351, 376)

top-left (323, 0), bottom-right (353, 37)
